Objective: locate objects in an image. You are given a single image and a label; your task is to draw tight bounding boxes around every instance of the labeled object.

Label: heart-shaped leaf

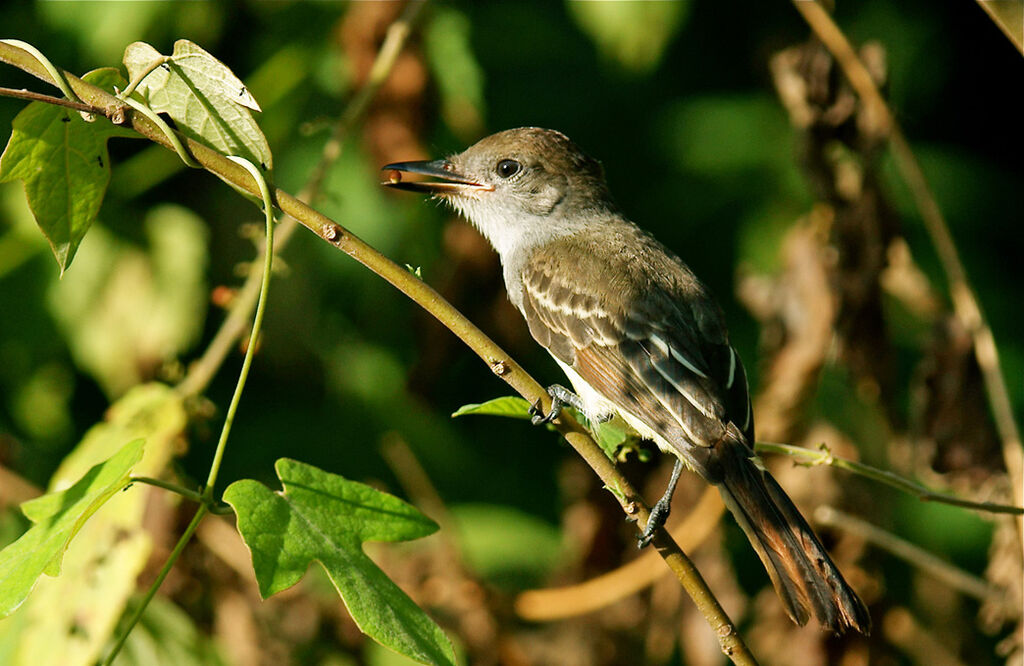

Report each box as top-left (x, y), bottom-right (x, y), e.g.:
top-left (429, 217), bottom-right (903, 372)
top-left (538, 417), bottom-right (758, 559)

top-left (0, 68), bottom-right (134, 274)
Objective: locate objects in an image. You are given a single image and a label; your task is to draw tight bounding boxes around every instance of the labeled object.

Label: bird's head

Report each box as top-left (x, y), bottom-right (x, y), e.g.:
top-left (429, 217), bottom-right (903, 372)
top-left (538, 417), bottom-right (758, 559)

top-left (382, 128), bottom-right (616, 259)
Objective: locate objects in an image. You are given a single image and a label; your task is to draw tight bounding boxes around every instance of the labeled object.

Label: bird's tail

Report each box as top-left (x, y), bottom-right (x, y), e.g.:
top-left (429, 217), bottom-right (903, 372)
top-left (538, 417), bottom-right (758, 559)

top-left (711, 432), bottom-right (870, 634)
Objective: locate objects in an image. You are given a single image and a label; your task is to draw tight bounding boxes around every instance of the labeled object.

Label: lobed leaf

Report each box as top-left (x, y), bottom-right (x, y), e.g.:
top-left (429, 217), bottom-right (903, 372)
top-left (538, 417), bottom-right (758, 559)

top-left (224, 459), bottom-right (455, 666)
top-left (0, 68), bottom-right (134, 274)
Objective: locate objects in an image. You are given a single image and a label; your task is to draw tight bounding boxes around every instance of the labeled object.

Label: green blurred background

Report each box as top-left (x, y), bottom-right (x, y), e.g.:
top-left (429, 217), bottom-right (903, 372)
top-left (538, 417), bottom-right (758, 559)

top-left (1, 1), bottom-right (1021, 665)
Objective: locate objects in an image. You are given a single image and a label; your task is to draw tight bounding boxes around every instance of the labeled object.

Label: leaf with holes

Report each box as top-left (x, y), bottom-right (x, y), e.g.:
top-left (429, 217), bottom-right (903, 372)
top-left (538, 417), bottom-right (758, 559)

top-left (224, 459), bottom-right (455, 666)
top-left (0, 68), bottom-right (134, 274)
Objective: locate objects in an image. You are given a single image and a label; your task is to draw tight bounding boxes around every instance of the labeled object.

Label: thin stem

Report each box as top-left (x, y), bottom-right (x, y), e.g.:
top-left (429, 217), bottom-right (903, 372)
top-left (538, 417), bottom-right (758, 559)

top-left (756, 442), bottom-right (1024, 515)
top-left (101, 160), bottom-right (272, 666)
top-left (203, 157), bottom-right (275, 499)
top-left (0, 39), bottom-right (87, 110)
top-left (128, 476), bottom-right (234, 515)
top-left (123, 96), bottom-right (200, 168)
top-left (100, 504), bottom-right (209, 666)
top-left (130, 476), bottom-right (204, 504)
top-left (0, 86), bottom-right (104, 114)
top-left (118, 55), bottom-right (170, 99)
top-left (0, 42), bottom-right (756, 664)
top-left (792, 0), bottom-right (1024, 564)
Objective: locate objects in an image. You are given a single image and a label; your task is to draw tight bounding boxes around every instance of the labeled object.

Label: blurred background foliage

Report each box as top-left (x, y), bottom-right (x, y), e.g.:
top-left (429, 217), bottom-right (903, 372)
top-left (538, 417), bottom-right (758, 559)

top-left (0, 1), bottom-right (1021, 665)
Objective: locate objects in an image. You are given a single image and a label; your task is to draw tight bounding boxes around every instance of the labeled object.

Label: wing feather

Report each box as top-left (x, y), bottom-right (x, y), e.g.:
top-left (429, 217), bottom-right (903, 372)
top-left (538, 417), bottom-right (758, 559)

top-left (519, 229), bottom-right (755, 461)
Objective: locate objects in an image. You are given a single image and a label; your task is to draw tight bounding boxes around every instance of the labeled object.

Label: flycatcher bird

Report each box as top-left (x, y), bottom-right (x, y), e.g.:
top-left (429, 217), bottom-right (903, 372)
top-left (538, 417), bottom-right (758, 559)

top-left (382, 127), bottom-right (869, 634)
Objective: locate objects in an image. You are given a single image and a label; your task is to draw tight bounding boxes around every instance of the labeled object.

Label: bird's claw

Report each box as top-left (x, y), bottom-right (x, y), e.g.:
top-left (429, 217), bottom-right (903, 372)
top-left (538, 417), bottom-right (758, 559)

top-left (529, 396), bottom-right (563, 425)
top-left (636, 505), bottom-right (667, 549)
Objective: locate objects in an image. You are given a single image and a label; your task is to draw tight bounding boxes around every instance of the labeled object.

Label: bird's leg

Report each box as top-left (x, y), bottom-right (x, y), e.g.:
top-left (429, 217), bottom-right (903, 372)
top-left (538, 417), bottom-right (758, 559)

top-left (637, 458), bottom-right (684, 548)
top-left (529, 384), bottom-right (584, 425)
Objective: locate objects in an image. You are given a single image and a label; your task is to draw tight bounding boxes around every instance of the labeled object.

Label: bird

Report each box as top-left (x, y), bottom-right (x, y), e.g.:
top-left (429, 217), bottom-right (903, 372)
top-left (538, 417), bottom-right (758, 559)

top-left (382, 127), bottom-right (870, 634)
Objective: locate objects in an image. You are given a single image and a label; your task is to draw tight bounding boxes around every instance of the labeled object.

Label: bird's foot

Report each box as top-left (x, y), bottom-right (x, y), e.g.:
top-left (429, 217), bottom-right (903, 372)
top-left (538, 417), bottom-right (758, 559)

top-left (529, 384), bottom-right (583, 425)
top-left (637, 498), bottom-right (671, 549)
top-left (637, 458), bottom-right (685, 548)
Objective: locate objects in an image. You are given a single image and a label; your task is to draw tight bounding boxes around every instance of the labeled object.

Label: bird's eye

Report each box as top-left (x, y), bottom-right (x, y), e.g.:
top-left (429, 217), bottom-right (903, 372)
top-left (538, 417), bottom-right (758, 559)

top-left (496, 159), bottom-right (521, 179)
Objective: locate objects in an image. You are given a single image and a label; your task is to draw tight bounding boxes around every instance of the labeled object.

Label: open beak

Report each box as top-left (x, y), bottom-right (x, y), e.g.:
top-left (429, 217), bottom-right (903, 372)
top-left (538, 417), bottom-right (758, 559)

top-left (381, 159), bottom-right (492, 194)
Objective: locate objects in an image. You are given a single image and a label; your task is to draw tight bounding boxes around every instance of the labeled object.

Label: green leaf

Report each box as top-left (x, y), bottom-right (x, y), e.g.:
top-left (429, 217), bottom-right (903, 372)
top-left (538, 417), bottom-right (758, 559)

top-left (0, 439), bottom-right (143, 617)
top-left (224, 459), bottom-right (455, 666)
top-left (0, 68), bottom-right (133, 274)
top-left (123, 40), bottom-right (272, 169)
top-left (452, 395), bottom-right (636, 459)
top-left (451, 396), bottom-right (532, 419)
top-left (592, 419), bottom-right (631, 458)
top-left (3, 383), bottom-right (186, 666)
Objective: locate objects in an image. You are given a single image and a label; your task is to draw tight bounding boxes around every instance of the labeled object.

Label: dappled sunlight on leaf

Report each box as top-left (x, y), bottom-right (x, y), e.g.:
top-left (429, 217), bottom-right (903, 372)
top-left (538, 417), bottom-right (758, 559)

top-left (1, 384), bottom-right (186, 666)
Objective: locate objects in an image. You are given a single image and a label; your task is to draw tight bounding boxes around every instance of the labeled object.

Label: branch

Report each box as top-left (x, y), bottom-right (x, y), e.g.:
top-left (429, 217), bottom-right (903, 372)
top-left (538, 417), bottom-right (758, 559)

top-left (792, 0), bottom-right (1024, 557)
top-left (756, 441), bottom-right (1024, 515)
top-left (515, 487), bottom-right (725, 621)
top-left (0, 86), bottom-right (105, 115)
top-left (0, 39), bottom-right (757, 664)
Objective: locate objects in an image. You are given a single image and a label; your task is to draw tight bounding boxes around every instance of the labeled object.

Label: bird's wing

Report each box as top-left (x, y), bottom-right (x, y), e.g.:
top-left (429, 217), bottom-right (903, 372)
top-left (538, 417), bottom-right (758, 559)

top-left (519, 231), bottom-right (754, 465)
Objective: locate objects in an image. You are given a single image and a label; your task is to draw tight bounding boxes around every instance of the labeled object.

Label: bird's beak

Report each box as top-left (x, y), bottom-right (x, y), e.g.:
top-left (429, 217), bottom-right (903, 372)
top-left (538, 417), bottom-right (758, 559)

top-left (381, 159), bottom-right (492, 194)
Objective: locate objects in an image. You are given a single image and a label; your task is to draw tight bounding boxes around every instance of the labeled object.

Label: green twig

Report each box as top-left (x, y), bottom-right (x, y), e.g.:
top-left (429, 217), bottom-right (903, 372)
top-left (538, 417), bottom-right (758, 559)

top-left (101, 160), bottom-right (273, 665)
top-left (118, 54), bottom-right (170, 99)
top-left (0, 39), bottom-right (89, 116)
top-left (122, 96), bottom-right (200, 168)
top-left (203, 156), bottom-right (274, 499)
top-left (100, 505), bottom-right (208, 666)
top-left (756, 441), bottom-right (1024, 515)
top-left (128, 476), bottom-right (233, 515)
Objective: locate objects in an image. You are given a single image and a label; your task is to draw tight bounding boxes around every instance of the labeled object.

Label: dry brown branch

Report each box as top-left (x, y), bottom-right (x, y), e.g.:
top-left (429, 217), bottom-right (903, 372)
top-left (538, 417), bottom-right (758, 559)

top-left (975, 0), bottom-right (1024, 54)
top-left (815, 506), bottom-right (1004, 606)
top-left (514, 487), bottom-right (724, 621)
top-left (792, 0), bottom-right (1024, 561)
